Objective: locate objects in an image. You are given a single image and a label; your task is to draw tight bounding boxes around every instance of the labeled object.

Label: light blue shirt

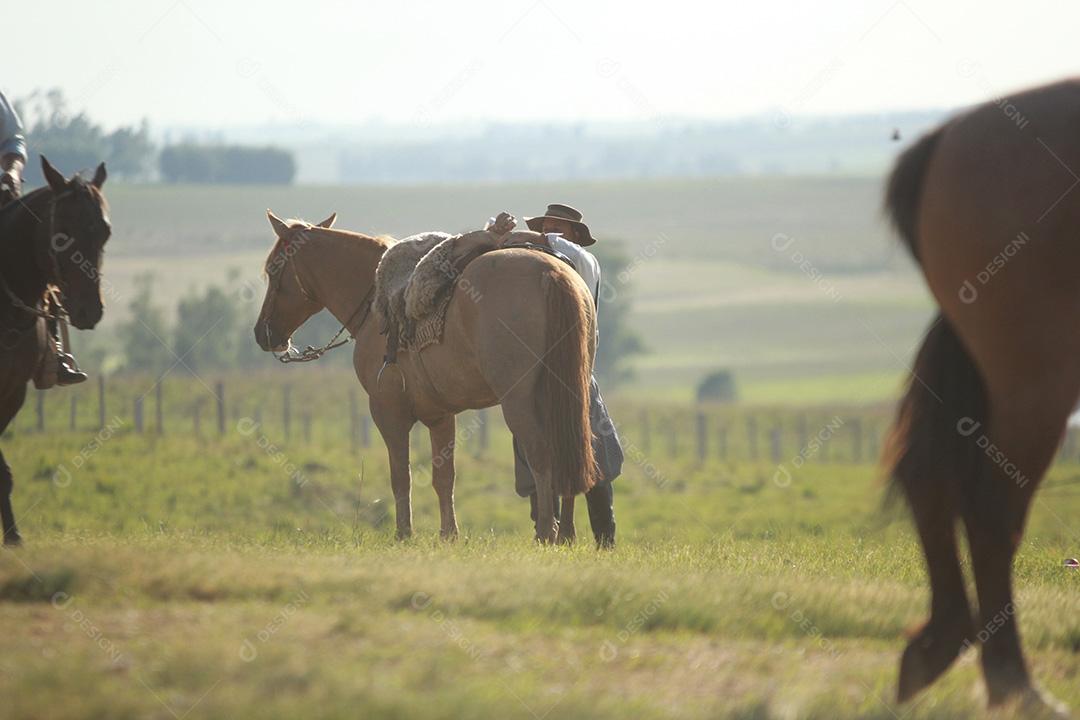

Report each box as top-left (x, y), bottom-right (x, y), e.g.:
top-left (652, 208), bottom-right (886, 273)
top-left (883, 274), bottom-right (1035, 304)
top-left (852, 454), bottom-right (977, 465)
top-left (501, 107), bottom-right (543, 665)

top-left (546, 233), bottom-right (601, 310)
top-left (0, 91), bottom-right (27, 161)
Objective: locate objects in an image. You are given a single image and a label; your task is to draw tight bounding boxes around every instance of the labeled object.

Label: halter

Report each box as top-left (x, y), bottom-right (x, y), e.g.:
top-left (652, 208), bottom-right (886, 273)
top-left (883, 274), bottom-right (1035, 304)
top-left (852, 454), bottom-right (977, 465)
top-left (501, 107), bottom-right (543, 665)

top-left (263, 225), bottom-right (375, 364)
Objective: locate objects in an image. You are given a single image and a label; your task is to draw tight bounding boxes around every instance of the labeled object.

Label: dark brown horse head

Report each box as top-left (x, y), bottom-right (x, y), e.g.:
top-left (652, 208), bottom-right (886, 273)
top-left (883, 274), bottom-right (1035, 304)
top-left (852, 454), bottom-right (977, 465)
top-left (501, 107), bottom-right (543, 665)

top-left (41, 156), bottom-right (111, 330)
top-left (254, 209), bottom-right (336, 352)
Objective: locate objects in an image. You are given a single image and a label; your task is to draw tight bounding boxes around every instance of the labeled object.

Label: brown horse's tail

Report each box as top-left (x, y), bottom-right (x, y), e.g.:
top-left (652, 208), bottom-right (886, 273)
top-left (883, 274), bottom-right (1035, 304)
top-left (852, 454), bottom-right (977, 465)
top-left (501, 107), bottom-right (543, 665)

top-left (884, 315), bottom-right (987, 512)
top-left (883, 122), bottom-right (988, 512)
top-left (885, 125), bottom-right (944, 264)
top-left (538, 266), bottom-right (598, 497)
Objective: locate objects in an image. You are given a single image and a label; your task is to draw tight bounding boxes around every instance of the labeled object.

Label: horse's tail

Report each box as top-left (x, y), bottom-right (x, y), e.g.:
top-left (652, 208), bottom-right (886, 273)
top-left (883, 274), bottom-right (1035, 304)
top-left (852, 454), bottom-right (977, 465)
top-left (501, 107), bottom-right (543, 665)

top-left (883, 123), bottom-right (988, 514)
top-left (884, 315), bottom-right (987, 513)
top-left (538, 266), bottom-right (598, 497)
top-left (885, 125), bottom-right (944, 264)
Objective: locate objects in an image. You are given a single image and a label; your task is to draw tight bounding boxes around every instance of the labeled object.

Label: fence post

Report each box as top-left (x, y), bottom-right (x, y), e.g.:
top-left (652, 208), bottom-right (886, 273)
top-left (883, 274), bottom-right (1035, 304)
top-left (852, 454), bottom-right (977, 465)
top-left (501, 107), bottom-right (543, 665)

top-left (98, 375), bottom-right (106, 429)
top-left (216, 382), bottom-right (226, 436)
top-left (155, 382), bottom-right (164, 434)
top-left (283, 384), bottom-right (292, 441)
top-left (477, 409), bottom-right (489, 456)
top-left (36, 389), bottom-right (45, 432)
top-left (349, 391), bottom-right (359, 453)
top-left (820, 420), bottom-right (830, 463)
top-left (639, 408), bottom-right (651, 454)
top-left (746, 416), bottom-right (758, 461)
top-left (134, 396), bottom-right (144, 433)
top-left (851, 417), bottom-right (863, 464)
top-left (695, 412), bottom-right (707, 462)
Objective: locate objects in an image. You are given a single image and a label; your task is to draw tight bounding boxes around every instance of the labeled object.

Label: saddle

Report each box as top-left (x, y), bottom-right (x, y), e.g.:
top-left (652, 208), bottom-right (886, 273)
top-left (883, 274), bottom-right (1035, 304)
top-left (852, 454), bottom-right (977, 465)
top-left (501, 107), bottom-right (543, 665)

top-left (373, 229), bottom-right (574, 366)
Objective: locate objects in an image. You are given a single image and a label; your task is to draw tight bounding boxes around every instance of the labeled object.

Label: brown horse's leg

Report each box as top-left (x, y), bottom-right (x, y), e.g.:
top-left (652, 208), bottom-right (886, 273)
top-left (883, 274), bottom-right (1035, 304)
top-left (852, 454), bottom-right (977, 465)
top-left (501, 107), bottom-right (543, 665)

top-left (533, 476), bottom-right (557, 544)
top-left (372, 404), bottom-right (415, 539)
top-left (514, 432), bottom-right (557, 543)
top-left (557, 495), bottom-right (575, 545)
top-left (963, 390), bottom-right (1070, 709)
top-left (897, 490), bottom-right (974, 702)
top-left (428, 415), bottom-right (458, 540)
top-left (0, 448), bottom-right (21, 546)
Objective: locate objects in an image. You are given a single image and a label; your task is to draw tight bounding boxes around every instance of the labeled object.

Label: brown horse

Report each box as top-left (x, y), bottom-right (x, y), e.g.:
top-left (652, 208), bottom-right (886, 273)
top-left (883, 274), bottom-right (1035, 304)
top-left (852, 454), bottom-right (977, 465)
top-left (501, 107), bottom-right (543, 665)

top-left (885, 79), bottom-right (1080, 715)
top-left (0, 156), bottom-right (111, 545)
top-left (253, 212), bottom-right (597, 543)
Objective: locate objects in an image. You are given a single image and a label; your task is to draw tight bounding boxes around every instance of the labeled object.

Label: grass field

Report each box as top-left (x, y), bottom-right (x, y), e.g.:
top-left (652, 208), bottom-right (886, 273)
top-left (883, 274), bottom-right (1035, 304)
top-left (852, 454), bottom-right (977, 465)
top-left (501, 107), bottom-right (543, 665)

top-left (2, 372), bottom-right (1079, 719)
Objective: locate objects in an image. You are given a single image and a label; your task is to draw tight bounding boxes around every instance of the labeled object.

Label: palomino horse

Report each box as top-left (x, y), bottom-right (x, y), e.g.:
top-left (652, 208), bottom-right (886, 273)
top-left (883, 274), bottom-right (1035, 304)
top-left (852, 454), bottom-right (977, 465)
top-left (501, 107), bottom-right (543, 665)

top-left (253, 212), bottom-right (598, 543)
top-left (0, 157), bottom-right (111, 546)
top-left (885, 79), bottom-right (1080, 715)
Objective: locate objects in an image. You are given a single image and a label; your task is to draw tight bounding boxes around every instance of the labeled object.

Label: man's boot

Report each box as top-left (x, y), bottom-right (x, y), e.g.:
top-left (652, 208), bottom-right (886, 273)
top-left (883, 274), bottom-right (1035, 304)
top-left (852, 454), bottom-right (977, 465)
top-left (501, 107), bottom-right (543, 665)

top-left (56, 347), bottom-right (88, 386)
top-left (584, 482), bottom-right (615, 548)
top-left (47, 317), bottom-right (88, 386)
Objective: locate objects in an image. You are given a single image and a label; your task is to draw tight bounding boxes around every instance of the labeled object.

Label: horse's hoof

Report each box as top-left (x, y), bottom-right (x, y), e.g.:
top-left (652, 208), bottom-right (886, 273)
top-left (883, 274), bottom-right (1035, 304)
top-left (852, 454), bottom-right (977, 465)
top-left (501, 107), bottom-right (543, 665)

top-left (556, 531), bottom-right (576, 546)
top-left (395, 528), bottom-right (413, 541)
top-left (3, 530), bottom-right (22, 547)
top-left (439, 529), bottom-right (459, 542)
top-left (897, 619), bottom-right (973, 703)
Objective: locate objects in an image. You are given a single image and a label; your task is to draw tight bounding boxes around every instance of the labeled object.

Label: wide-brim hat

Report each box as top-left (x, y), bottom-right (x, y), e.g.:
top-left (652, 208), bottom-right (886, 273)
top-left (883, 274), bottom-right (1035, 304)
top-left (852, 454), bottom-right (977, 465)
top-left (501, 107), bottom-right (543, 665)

top-left (524, 203), bottom-right (595, 246)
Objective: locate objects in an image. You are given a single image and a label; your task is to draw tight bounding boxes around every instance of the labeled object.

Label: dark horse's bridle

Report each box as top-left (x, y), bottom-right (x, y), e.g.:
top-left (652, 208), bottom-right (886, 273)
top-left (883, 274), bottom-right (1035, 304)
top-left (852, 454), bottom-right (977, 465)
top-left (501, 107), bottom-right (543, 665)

top-left (264, 225), bottom-right (375, 364)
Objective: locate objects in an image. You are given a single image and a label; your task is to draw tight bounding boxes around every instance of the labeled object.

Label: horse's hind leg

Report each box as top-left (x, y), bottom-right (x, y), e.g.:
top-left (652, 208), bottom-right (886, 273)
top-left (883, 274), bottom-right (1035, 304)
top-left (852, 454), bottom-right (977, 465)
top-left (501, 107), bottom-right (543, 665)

top-left (0, 448), bottom-right (21, 546)
top-left (557, 495), bottom-right (575, 545)
top-left (427, 415), bottom-right (458, 539)
top-left (963, 384), bottom-right (1073, 710)
top-left (897, 475), bottom-right (974, 702)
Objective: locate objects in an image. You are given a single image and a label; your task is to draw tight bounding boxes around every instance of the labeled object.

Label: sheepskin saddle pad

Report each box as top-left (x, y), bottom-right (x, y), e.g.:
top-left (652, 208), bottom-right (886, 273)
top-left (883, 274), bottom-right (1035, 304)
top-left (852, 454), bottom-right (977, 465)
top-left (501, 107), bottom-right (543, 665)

top-left (373, 229), bottom-right (501, 355)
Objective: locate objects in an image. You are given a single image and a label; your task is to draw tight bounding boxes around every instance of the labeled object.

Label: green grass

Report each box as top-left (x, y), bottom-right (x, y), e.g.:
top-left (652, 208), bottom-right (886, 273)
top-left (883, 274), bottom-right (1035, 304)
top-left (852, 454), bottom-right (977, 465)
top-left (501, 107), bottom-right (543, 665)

top-left (2, 407), bottom-right (1079, 719)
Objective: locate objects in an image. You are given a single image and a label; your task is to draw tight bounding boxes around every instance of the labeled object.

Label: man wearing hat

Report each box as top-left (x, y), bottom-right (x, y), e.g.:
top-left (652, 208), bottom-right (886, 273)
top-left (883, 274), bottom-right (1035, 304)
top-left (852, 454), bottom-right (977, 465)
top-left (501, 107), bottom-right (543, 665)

top-left (486, 204), bottom-right (625, 547)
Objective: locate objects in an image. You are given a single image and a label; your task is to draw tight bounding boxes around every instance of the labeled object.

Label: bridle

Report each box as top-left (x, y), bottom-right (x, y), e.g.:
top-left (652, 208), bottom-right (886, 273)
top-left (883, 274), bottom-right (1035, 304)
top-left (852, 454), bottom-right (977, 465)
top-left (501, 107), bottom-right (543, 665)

top-left (263, 225), bottom-right (375, 364)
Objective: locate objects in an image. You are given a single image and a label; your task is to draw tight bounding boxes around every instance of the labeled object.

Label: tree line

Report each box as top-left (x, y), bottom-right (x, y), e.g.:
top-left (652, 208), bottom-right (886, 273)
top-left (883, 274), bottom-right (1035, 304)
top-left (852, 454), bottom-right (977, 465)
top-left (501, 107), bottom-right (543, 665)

top-left (13, 88), bottom-right (295, 185)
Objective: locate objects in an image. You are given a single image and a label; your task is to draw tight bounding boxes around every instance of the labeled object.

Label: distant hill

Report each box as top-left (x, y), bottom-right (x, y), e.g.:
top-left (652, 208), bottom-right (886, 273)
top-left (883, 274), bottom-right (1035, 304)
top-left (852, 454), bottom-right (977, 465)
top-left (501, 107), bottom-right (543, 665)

top-left (167, 111), bottom-right (948, 184)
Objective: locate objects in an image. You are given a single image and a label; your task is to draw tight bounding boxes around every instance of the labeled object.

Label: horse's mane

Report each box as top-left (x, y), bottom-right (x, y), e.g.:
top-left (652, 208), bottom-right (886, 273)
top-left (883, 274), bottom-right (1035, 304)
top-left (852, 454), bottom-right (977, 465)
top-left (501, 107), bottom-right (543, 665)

top-left (261, 219), bottom-right (393, 276)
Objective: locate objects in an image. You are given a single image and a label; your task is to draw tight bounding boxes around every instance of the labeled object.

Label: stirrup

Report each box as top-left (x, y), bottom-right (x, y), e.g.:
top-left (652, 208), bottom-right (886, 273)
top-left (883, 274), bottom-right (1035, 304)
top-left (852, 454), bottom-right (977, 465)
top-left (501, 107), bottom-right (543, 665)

top-left (377, 358), bottom-right (406, 393)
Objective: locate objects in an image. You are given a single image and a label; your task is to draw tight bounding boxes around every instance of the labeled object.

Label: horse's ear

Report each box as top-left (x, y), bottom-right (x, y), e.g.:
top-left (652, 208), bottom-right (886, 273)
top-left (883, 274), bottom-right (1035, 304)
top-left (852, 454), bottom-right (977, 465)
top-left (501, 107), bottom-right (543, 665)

top-left (91, 162), bottom-right (107, 189)
top-left (267, 210), bottom-right (289, 238)
top-left (41, 156), bottom-right (66, 192)
top-left (316, 212), bottom-right (337, 229)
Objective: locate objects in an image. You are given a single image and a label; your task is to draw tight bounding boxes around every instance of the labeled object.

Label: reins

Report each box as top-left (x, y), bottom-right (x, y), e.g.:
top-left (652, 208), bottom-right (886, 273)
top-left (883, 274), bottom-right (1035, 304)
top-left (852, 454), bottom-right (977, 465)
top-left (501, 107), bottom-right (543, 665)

top-left (271, 285), bottom-right (375, 364)
top-left (265, 227), bottom-right (376, 364)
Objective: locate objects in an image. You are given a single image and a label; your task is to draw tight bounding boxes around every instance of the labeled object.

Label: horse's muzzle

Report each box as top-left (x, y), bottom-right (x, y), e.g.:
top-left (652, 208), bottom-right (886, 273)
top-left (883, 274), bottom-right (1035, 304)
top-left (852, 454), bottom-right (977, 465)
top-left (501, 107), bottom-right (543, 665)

top-left (254, 322), bottom-right (288, 352)
top-left (69, 302), bottom-right (103, 330)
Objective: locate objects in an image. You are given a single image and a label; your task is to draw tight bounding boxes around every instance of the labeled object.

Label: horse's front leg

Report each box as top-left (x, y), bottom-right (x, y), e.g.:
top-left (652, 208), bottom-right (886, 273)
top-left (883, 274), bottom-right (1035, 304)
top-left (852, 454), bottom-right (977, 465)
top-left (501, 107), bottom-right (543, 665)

top-left (428, 415), bottom-right (458, 539)
top-left (372, 406), bottom-right (415, 539)
top-left (0, 448), bottom-right (21, 546)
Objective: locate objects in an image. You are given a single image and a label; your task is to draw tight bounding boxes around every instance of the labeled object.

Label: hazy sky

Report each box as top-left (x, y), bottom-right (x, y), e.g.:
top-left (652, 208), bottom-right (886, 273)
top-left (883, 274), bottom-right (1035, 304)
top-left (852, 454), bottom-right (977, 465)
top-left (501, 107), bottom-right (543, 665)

top-left (7, 0), bottom-right (1078, 129)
